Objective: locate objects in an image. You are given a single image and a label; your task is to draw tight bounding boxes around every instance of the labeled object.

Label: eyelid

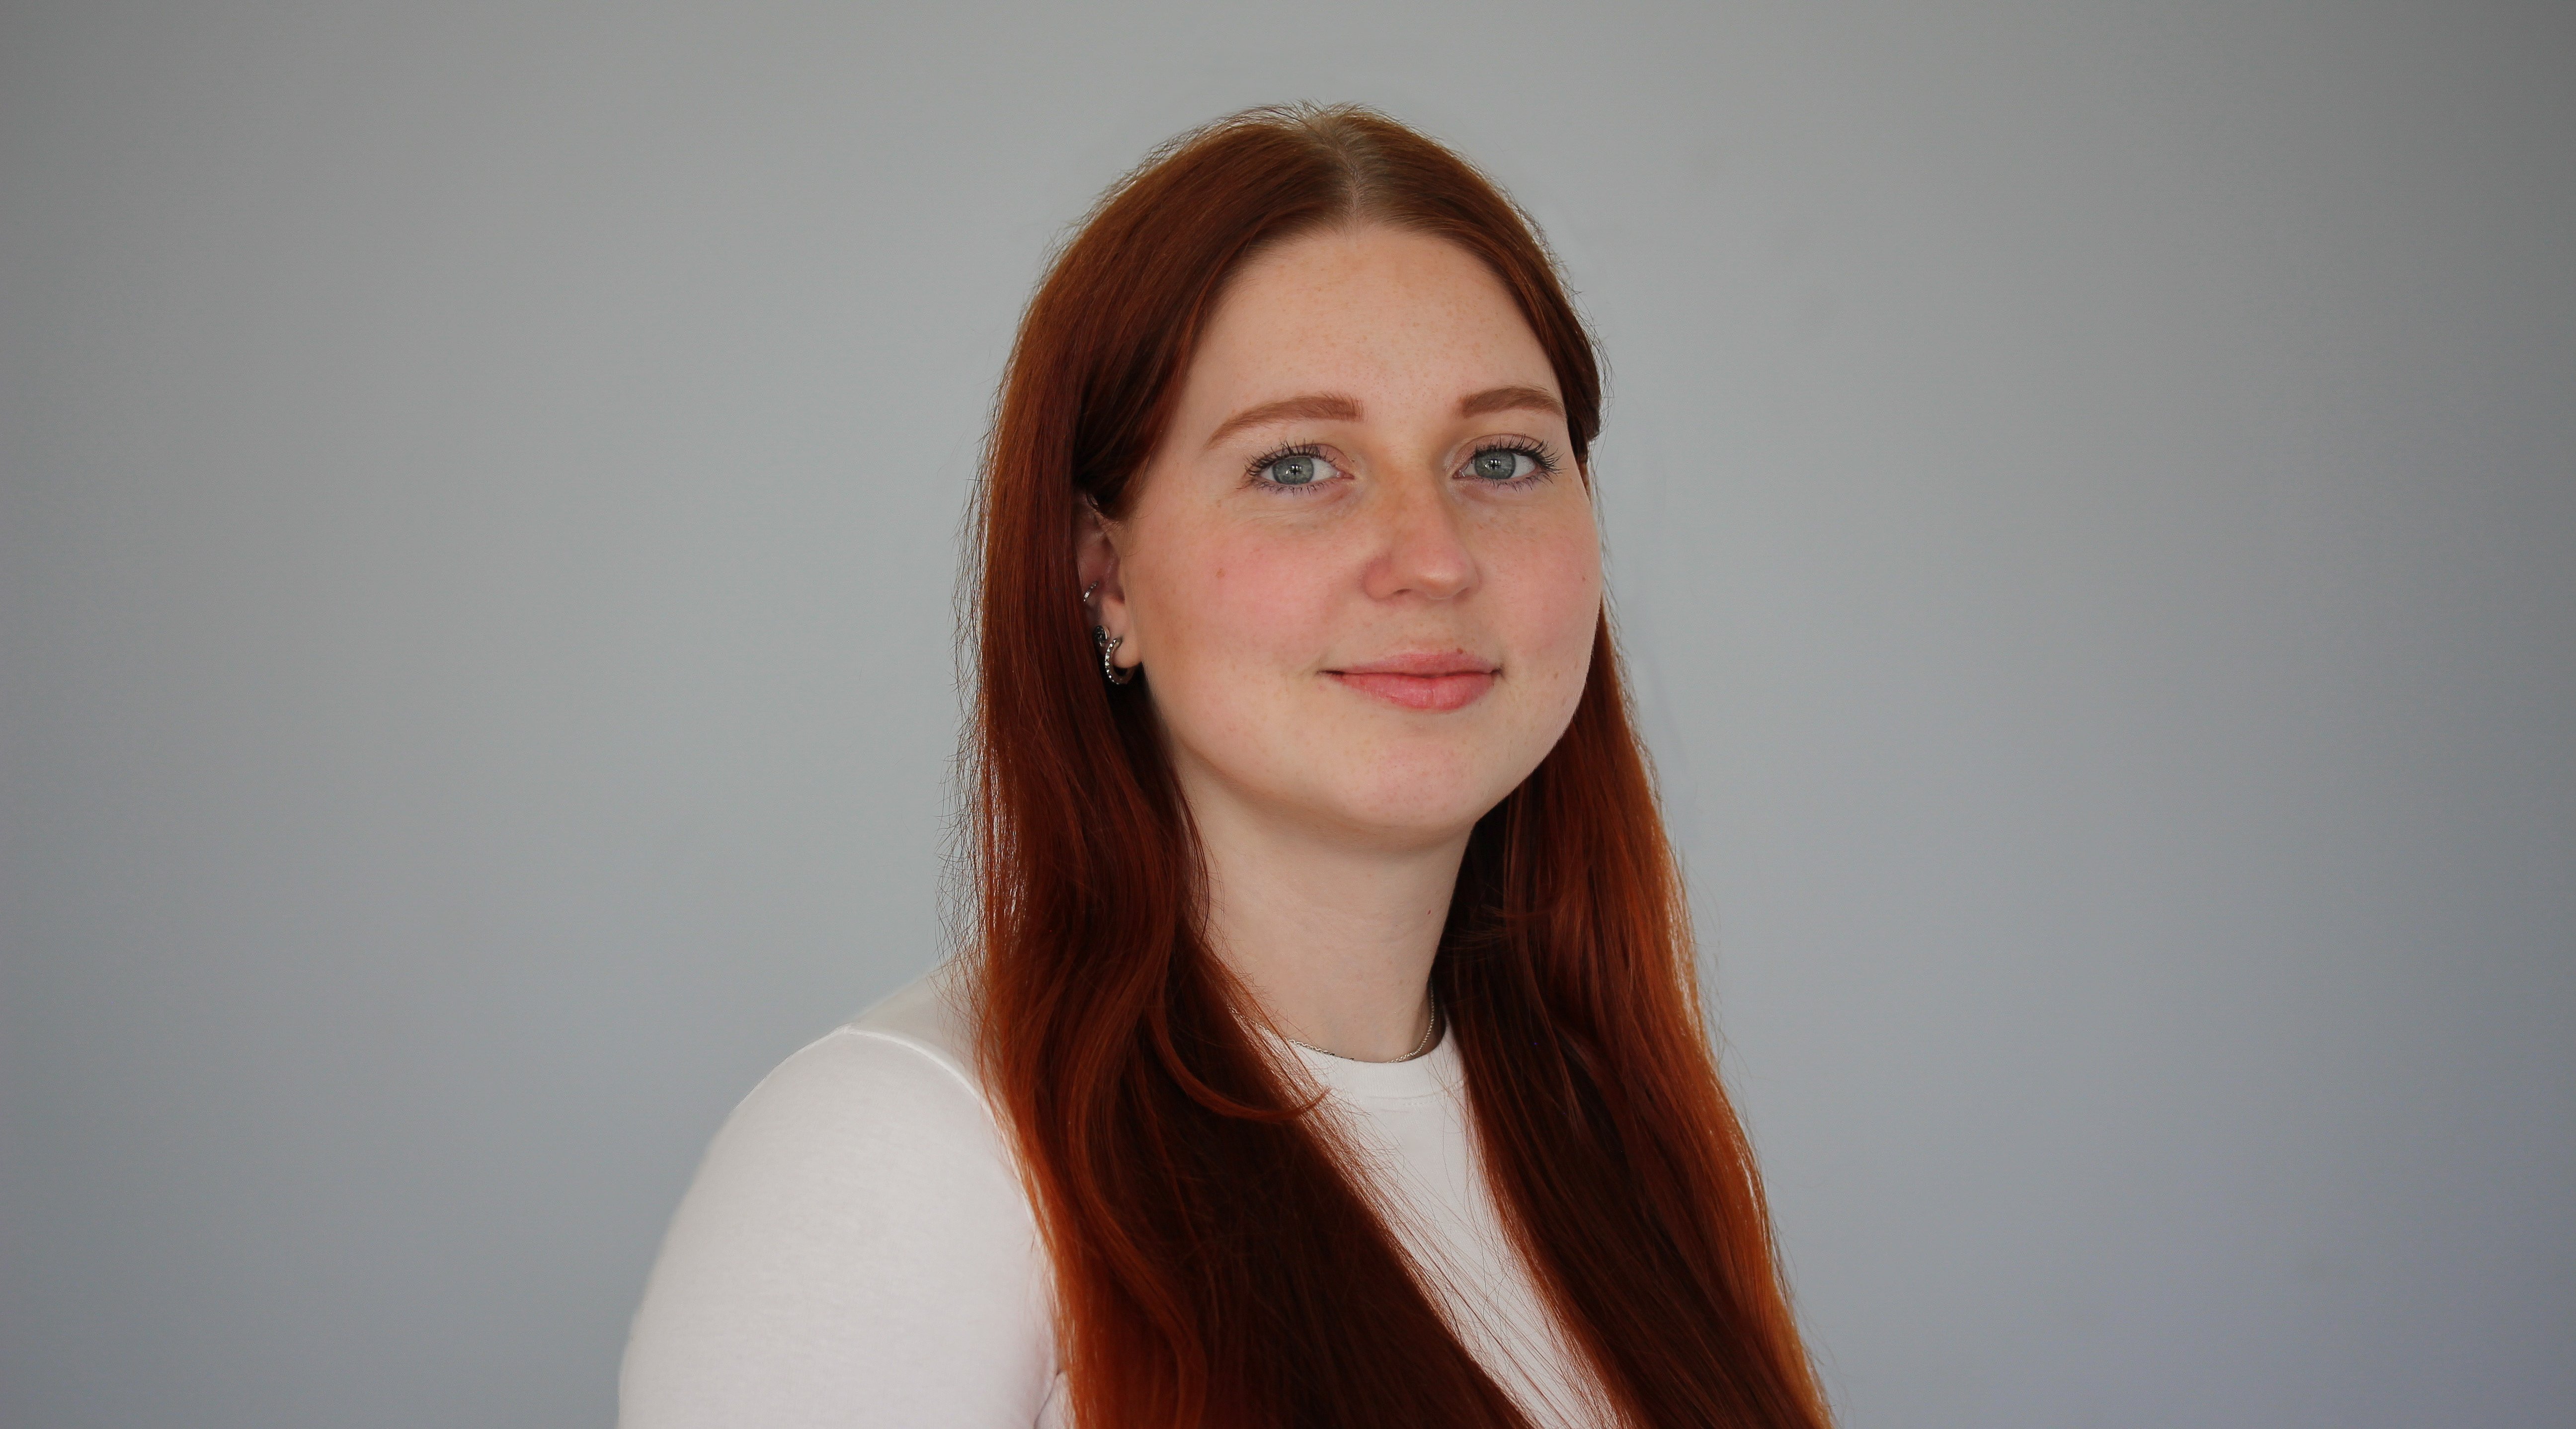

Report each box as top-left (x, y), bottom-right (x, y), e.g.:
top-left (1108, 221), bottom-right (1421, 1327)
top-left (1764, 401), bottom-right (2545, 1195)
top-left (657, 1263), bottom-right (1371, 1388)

top-left (1456, 435), bottom-right (1562, 480)
top-left (1244, 441), bottom-right (1349, 491)
top-left (1241, 435), bottom-right (1562, 490)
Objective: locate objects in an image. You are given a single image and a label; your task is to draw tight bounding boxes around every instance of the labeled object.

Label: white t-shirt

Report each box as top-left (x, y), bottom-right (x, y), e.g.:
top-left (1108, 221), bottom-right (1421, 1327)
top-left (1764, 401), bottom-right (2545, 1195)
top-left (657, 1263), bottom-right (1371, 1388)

top-left (619, 967), bottom-right (1606, 1428)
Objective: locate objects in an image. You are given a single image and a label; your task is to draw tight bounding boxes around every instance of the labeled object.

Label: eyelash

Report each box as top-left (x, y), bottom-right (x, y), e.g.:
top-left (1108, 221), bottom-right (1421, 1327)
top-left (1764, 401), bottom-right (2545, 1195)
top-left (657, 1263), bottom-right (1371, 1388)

top-left (1244, 442), bottom-right (1335, 492)
top-left (1242, 439), bottom-right (1563, 493)
top-left (1467, 438), bottom-right (1561, 489)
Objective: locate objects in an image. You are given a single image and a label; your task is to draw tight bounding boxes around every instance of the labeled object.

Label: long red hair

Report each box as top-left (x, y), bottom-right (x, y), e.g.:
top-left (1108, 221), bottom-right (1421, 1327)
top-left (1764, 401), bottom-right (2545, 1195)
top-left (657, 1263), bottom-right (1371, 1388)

top-left (963, 104), bottom-right (1830, 1429)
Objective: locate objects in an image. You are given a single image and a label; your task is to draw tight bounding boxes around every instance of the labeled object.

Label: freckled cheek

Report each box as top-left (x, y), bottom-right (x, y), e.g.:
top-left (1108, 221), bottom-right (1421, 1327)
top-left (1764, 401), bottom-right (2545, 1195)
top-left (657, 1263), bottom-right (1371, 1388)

top-left (1147, 535), bottom-right (1335, 674)
top-left (1496, 536), bottom-right (1604, 683)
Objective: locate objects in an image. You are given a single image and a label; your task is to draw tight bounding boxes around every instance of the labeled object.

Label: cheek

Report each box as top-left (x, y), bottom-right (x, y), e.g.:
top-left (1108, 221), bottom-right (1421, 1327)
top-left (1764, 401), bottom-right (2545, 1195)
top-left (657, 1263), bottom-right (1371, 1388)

top-left (1494, 524), bottom-right (1605, 697)
top-left (1139, 524), bottom-right (1334, 677)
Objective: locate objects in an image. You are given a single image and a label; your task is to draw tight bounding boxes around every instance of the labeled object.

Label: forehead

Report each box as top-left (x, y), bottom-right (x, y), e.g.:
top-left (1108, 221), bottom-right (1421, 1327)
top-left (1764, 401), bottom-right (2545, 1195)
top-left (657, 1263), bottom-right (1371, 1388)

top-left (1179, 226), bottom-right (1558, 414)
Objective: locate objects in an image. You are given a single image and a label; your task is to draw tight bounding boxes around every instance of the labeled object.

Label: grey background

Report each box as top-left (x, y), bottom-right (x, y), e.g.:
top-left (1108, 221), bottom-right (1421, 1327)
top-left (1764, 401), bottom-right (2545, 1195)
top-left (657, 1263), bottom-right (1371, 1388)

top-left (2, 1), bottom-right (2569, 1425)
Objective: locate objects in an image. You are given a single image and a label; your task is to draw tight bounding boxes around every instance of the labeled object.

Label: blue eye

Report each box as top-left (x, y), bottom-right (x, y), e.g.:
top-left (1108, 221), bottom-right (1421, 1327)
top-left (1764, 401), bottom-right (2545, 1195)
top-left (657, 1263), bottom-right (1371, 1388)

top-left (1256, 449), bottom-right (1340, 488)
top-left (1467, 448), bottom-right (1543, 482)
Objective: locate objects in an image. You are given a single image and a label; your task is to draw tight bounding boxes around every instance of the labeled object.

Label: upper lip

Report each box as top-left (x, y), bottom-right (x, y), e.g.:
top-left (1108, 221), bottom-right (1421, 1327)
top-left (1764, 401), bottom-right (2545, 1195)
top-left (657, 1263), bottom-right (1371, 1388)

top-left (1328, 650), bottom-right (1499, 677)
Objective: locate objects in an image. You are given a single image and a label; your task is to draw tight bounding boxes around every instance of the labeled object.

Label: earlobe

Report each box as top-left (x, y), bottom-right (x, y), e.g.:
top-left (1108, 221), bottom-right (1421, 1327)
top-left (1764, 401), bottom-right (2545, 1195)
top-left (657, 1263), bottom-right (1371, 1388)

top-left (1075, 501), bottom-right (1142, 684)
top-left (1080, 579), bottom-right (1140, 687)
top-left (1090, 607), bottom-right (1138, 687)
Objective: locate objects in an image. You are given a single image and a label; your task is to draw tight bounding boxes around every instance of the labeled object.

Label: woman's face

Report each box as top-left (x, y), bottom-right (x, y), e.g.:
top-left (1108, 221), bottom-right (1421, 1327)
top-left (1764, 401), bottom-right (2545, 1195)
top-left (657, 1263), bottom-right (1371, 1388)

top-left (1092, 225), bottom-right (1603, 852)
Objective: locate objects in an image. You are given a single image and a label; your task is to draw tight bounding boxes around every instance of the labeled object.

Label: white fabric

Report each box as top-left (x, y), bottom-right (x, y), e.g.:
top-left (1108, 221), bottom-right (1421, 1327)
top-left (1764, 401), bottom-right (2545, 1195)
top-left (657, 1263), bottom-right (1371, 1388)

top-left (620, 967), bottom-right (1605, 1428)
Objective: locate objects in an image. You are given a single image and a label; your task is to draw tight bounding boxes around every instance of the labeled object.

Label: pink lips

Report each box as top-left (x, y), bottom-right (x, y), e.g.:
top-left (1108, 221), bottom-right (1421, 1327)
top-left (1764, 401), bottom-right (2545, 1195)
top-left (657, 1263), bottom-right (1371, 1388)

top-left (1326, 651), bottom-right (1500, 712)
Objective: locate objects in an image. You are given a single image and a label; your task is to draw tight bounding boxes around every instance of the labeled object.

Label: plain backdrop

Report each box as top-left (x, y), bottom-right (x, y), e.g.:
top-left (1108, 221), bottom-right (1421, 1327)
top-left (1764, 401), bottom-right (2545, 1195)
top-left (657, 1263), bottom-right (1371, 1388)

top-left (2, 2), bottom-right (2570, 1426)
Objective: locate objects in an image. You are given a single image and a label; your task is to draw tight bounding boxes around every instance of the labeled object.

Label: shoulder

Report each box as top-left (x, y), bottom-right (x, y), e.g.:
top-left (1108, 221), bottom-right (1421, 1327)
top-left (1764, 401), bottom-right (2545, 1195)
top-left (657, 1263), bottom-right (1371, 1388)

top-left (842, 958), bottom-right (986, 1092)
top-left (621, 963), bottom-right (1057, 1428)
top-left (685, 963), bottom-right (998, 1205)
top-left (721, 960), bottom-right (989, 1133)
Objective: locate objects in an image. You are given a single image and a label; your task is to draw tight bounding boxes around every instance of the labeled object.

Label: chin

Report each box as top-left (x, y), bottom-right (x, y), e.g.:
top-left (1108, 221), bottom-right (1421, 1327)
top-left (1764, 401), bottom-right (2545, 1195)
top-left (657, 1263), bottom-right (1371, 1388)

top-left (1317, 765), bottom-right (1523, 845)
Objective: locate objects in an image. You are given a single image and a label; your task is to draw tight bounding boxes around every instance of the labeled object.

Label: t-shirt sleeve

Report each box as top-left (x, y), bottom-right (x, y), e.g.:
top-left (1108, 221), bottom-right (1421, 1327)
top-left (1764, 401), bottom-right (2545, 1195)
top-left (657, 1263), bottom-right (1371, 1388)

top-left (619, 1029), bottom-right (1057, 1428)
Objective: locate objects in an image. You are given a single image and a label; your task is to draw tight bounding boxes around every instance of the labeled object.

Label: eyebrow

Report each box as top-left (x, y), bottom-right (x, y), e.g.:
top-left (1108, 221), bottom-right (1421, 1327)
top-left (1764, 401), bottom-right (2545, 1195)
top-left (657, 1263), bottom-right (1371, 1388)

top-left (1204, 394), bottom-right (1363, 448)
top-left (1200, 385), bottom-right (1567, 450)
top-left (1457, 385), bottom-right (1564, 420)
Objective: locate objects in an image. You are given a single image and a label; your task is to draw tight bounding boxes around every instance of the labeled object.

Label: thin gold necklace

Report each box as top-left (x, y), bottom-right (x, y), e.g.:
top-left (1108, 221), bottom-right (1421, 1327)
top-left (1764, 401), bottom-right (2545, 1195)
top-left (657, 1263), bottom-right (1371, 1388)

top-left (1282, 996), bottom-right (1440, 1063)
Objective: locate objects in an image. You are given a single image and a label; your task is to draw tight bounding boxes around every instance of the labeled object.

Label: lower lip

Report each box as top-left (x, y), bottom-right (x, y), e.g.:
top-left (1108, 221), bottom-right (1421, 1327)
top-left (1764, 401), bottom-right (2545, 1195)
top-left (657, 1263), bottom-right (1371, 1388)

top-left (1330, 670), bottom-right (1497, 712)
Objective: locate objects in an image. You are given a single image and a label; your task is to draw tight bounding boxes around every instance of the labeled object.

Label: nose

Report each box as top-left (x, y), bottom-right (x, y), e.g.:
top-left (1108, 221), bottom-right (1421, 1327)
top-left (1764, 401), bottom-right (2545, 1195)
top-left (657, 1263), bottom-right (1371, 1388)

top-left (1360, 470), bottom-right (1478, 603)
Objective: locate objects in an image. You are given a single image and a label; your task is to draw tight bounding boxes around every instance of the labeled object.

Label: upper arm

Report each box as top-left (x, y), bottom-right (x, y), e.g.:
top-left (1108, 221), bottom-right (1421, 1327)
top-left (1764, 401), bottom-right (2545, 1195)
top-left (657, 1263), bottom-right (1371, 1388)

top-left (619, 1031), bottom-right (1055, 1429)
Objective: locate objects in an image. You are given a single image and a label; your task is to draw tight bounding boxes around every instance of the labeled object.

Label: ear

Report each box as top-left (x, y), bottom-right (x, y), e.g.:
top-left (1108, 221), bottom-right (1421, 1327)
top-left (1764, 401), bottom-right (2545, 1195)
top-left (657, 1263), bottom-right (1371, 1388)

top-left (1075, 498), bottom-right (1144, 673)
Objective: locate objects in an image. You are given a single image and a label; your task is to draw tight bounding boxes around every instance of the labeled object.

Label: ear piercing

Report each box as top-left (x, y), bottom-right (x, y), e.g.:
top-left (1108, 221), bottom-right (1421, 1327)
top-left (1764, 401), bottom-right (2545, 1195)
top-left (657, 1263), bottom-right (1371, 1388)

top-left (1082, 582), bottom-right (1136, 687)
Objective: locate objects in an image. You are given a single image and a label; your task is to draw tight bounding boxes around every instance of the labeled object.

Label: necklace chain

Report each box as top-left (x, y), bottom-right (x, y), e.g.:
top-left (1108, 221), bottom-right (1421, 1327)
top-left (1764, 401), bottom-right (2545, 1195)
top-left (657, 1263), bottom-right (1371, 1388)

top-left (1282, 995), bottom-right (1440, 1063)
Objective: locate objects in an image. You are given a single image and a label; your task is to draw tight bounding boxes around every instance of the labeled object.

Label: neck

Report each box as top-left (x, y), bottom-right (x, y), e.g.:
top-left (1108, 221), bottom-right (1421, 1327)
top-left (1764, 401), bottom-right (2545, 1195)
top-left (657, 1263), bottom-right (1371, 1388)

top-left (1178, 771), bottom-right (1464, 1063)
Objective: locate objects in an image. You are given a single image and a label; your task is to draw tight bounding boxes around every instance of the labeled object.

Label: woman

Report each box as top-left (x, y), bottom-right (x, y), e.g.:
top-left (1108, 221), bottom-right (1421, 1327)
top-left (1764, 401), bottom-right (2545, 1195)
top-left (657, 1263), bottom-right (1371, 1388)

top-left (622, 105), bottom-right (1831, 1429)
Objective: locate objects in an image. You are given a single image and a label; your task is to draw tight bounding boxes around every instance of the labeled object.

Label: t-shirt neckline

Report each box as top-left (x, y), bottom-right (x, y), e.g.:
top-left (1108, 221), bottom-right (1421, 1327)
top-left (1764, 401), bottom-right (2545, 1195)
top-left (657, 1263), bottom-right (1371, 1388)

top-left (1267, 1023), bottom-right (1460, 1104)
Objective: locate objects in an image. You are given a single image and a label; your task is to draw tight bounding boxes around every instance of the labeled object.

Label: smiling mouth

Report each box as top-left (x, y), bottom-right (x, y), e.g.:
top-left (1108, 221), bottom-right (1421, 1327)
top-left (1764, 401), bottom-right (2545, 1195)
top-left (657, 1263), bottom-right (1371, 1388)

top-left (1325, 653), bottom-right (1500, 713)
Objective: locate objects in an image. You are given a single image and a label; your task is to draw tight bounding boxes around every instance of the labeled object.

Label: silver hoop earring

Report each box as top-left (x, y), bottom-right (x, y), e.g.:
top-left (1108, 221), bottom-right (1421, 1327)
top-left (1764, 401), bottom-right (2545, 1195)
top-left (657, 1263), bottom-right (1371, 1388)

top-left (1082, 582), bottom-right (1135, 686)
top-left (1094, 626), bottom-right (1135, 686)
